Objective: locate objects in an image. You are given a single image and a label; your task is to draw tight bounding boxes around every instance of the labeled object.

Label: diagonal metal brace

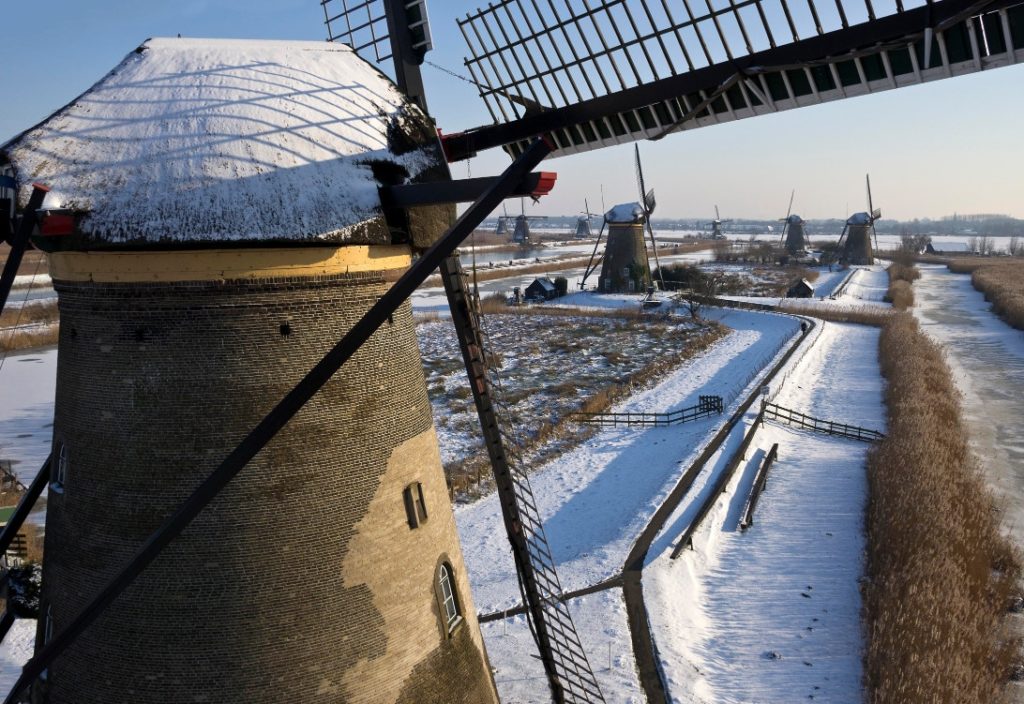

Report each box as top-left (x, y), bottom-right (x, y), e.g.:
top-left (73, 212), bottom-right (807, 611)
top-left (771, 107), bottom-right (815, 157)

top-left (2, 137), bottom-right (553, 704)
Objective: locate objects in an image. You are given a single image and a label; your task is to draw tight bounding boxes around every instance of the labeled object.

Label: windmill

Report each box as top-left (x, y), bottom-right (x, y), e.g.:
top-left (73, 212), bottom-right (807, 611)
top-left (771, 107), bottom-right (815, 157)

top-left (837, 175), bottom-right (882, 265)
top-left (0, 0), bottom-right (1019, 702)
top-left (580, 148), bottom-right (661, 294)
top-left (511, 198), bottom-right (549, 244)
top-left (574, 199), bottom-right (600, 239)
top-left (495, 203), bottom-right (511, 235)
top-left (704, 206), bottom-right (732, 239)
top-left (778, 190), bottom-right (809, 255)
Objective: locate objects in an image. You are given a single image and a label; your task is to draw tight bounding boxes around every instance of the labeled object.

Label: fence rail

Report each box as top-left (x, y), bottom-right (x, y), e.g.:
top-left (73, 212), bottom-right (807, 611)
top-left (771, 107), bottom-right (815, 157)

top-left (763, 402), bottom-right (885, 442)
top-left (740, 443), bottom-right (779, 531)
top-left (570, 395), bottom-right (723, 427)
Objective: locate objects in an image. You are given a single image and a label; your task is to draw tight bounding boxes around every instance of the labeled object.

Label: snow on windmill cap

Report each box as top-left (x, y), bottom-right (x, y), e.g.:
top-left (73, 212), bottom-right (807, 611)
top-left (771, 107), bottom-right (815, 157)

top-left (605, 202), bottom-right (646, 224)
top-left (787, 214), bottom-right (804, 223)
top-left (847, 212), bottom-right (873, 225)
top-left (0, 37), bottom-right (445, 248)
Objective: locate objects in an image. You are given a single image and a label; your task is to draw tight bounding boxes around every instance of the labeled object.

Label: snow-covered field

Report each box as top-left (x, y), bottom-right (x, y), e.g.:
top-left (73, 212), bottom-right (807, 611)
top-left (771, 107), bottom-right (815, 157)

top-left (645, 321), bottom-right (882, 703)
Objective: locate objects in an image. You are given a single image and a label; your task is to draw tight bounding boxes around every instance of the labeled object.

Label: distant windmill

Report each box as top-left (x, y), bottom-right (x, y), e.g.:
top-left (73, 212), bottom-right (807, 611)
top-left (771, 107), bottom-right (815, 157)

top-left (511, 198), bottom-right (548, 244)
top-left (837, 175), bottom-right (882, 264)
top-left (778, 190), bottom-right (808, 255)
top-left (574, 199), bottom-right (600, 239)
top-left (580, 149), bottom-right (659, 294)
top-left (704, 206), bottom-right (732, 239)
top-left (495, 203), bottom-right (511, 235)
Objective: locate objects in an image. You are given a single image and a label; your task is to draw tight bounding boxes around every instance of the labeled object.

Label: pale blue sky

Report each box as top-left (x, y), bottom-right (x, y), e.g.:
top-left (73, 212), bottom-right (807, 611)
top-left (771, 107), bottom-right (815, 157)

top-left (2, 0), bottom-right (1022, 220)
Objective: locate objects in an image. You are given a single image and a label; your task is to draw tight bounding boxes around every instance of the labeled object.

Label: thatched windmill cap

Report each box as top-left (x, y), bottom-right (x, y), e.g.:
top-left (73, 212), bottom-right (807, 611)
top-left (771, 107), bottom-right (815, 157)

top-left (847, 212), bottom-right (872, 225)
top-left (786, 214), bottom-right (804, 224)
top-left (605, 202), bottom-right (645, 224)
top-left (0, 37), bottom-right (447, 248)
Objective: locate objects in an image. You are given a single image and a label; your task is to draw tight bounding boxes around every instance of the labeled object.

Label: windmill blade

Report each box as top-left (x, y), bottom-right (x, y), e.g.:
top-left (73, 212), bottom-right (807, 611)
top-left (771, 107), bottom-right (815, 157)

top-left (866, 174), bottom-right (874, 217)
top-left (580, 218), bottom-right (608, 288)
top-left (837, 223), bottom-right (849, 249)
top-left (644, 189), bottom-right (656, 216)
top-left (782, 188), bottom-right (795, 243)
top-left (634, 144), bottom-right (647, 208)
top-left (715, 205), bottom-right (721, 221)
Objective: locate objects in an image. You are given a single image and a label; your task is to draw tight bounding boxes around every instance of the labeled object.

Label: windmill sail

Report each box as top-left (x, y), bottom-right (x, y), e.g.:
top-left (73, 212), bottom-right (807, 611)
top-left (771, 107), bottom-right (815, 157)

top-left (446, 0), bottom-right (1024, 161)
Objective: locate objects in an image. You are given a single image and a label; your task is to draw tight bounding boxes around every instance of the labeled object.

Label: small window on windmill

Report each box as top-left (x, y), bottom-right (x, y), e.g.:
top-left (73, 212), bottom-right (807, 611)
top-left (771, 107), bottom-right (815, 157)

top-left (622, 267), bottom-right (630, 278)
top-left (403, 482), bottom-right (428, 529)
top-left (603, 278), bottom-right (611, 291)
top-left (628, 280), bottom-right (636, 292)
top-left (50, 441), bottom-right (68, 493)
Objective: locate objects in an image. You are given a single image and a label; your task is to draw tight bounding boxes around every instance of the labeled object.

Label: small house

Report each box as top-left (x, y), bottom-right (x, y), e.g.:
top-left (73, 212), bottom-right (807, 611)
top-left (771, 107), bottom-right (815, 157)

top-left (786, 278), bottom-right (815, 298)
top-left (525, 277), bottom-right (558, 301)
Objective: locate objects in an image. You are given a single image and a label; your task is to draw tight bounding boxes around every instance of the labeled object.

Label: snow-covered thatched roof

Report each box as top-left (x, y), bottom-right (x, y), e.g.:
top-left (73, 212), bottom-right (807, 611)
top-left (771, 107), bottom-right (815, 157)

top-left (1, 38), bottom-right (445, 247)
top-left (847, 212), bottom-right (872, 226)
top-left (605, 202), bottom-right (645, 224)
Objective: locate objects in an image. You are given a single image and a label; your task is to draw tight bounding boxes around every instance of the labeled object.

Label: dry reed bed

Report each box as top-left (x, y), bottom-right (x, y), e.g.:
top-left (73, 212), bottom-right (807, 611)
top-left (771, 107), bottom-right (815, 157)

top-left (885, 262), bottom-right (920, 310)
top-left (0, 299), bottom-right (60, 353)
top-left (865, 312), bottom-right (1019, 703)
top-left (775, 303), bottom-right (893, 327)
top-left (946, 259), bottom-right (1024, 331)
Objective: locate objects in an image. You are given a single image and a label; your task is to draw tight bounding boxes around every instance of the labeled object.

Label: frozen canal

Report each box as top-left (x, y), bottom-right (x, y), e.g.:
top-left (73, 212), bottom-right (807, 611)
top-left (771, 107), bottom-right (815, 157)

top-left (913, 264), bottom-right (1024, 549)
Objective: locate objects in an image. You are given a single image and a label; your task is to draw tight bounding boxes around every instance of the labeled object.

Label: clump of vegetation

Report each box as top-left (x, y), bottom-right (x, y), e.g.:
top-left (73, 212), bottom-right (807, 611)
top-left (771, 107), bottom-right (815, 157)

top-left (775, 303), bottom-right (893, 327)
top-left (864, 311), bottom-right (1020, 704)
top-left (946, 259), bottom-right (1024, 332)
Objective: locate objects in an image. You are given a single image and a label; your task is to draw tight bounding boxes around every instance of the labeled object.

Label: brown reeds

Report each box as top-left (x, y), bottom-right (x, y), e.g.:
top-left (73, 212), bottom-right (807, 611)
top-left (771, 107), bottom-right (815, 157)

top-left (884, 262), bottom-right (919, 310)
top-left (864, 312), bottom-right (1019, 704)
top-left (0, 299), bottom-right (60, 353)
top-left (775, 302), bottom-right (894, 327)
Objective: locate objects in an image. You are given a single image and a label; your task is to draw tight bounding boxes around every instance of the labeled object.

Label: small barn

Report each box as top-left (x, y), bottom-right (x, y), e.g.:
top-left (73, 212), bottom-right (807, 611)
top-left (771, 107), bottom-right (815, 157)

top-left (525, 277), bottom-right (558, 300)
top-left (786, 278), bottom-right (815, 298)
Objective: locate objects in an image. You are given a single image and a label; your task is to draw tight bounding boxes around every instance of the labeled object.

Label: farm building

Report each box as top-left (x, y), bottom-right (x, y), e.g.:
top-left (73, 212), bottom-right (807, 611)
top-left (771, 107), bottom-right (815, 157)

top-left (525, 277), bottom-right (558, 300)
top-left (787, 278), bottom-right (816, 298)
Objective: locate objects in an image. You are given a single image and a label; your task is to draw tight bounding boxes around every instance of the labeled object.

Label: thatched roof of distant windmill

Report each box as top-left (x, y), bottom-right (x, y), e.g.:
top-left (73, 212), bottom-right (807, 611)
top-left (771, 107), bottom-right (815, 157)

top-left (0, 38), bottom-right (446, 247)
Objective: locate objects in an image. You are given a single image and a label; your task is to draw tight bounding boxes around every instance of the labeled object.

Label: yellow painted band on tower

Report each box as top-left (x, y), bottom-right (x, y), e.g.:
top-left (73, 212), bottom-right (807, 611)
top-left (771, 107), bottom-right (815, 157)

top-left (48, 246), bottom-right (413, 283)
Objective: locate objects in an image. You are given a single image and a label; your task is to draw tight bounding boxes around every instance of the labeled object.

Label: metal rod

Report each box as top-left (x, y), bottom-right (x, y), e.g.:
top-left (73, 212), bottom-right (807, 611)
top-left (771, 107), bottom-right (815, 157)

top-left (1, 139), bottom-right (553, 704)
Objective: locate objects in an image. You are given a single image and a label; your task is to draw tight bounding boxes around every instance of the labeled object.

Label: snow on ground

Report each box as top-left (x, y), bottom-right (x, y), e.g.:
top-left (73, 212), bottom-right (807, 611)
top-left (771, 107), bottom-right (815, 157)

top-left (455, 306), bottom-right (800, 702)
top-left (483, 590), bottom-right (643, 704)
top-left (644, 321), bottom-right (882, 703)
top-left (839, 266), bottom-right (889, 303)
top-left (0, 620), bottom-right (35, 693)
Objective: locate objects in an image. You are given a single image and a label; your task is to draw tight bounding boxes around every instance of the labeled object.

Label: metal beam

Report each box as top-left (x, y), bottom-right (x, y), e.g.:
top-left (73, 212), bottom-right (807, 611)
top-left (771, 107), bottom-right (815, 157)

top-left (1, 137), bottom-right (553, 704)
top-left (380, 171), bottom-right (557, 207)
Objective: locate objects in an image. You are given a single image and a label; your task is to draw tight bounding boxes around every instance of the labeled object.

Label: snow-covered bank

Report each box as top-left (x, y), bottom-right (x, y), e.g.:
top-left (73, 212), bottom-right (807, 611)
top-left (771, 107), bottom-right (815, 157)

top-left (645, 321), bottom-right (882, 703)
top-left (455, 307), bottom-right (801, 702)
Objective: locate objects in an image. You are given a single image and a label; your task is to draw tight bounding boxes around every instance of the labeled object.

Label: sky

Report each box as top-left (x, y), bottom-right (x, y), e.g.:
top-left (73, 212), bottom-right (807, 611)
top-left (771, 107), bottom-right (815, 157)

top-left (1, 0), bottom-right (1022, 221)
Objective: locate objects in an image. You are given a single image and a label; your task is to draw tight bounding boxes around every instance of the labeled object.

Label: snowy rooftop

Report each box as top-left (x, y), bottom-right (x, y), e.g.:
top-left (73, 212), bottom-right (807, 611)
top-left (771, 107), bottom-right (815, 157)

top-left (787, 214), bottom-right (804, 223)
top-left (605, 202), bottom-right (645, 224)
top-left (847, 212), bottom-right (873, 225)
top-left (1, 38), bottom-right (443, 246)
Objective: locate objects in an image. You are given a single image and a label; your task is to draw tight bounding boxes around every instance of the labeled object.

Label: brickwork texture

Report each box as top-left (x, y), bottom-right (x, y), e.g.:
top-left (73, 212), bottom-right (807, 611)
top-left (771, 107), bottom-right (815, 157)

top-left (35, 261), bottom-right (498, 703)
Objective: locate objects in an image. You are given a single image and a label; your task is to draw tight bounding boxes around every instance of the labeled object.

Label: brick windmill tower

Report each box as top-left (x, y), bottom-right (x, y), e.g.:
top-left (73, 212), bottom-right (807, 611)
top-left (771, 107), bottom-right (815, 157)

top-left (778, 190), bottom-right (809, 255)
top-left (838, 175), bottom-right (882, 265)
top-left (1, 38), bottom-right (498, 704)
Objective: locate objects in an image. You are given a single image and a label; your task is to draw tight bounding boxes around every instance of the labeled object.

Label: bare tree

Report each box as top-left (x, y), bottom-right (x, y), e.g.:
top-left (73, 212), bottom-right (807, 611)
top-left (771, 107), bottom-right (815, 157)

top-left (1009, 236), bottom-right (1021, 256)
top-left (967, 235), bottom-right (978, 254)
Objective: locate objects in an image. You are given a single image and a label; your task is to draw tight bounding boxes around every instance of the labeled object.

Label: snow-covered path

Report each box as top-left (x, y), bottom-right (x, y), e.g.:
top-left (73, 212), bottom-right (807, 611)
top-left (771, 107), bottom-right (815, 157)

top-left (455, 307), bottom-right (801, 702)
top-left (644, 321), bottom-right (882, 703)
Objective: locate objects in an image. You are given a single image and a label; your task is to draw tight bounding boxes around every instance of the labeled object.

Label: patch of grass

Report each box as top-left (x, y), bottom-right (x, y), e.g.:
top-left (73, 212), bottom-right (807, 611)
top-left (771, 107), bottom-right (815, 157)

top-left (865, 311), bottom-right (1020, 704)
top-left (0, 323), bottom-right (59, 353)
